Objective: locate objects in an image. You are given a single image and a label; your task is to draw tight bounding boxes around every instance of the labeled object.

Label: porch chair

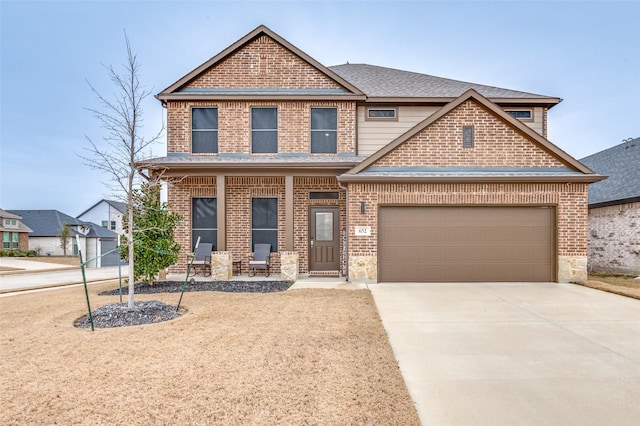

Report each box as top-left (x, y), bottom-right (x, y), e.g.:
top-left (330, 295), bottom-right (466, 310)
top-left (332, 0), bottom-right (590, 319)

top-left (248, 244), bottom-right (271, 277)
top-left (191, 243), bottom-right (213, 277)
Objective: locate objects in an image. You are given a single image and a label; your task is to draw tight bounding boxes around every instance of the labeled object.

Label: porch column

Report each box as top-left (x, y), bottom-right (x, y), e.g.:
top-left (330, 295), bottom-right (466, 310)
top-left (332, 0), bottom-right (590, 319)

top-left (285, 175), bottom-right (294, 251)
top-left (217, 174), bottom-right (226, 251)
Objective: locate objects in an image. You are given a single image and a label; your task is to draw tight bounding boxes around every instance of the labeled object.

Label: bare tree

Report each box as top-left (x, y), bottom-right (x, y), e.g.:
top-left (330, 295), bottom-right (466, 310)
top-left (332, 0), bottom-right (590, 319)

top-left (79, 33), bottom-right (164, 308)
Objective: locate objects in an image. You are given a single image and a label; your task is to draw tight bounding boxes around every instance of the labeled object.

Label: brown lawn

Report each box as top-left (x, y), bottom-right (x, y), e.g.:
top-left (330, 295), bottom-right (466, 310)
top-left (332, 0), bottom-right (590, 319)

top-left (0, 256), bottom-right (80, 272)
top-left (0, 282), bottom-right (419, 425)
top-left (578, 273), bottom-right (640, 300)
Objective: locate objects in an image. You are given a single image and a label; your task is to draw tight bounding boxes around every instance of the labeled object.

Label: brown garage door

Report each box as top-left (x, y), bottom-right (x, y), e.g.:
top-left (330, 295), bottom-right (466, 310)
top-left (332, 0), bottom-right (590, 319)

top-left (378, 206), bottom-right (555, 282)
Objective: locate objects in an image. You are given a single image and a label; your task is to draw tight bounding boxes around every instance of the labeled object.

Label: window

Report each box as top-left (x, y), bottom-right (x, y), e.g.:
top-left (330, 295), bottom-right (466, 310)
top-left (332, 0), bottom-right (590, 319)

top-left (192, 198), bottom-right (217, 250)
top-left (252, 198), bottom-right (278, 252)
top-left (366, 108), bottom-right (397, 120)
top-left (251, 107), bottom-right (278, 153)
top-left (309, 192), bottom-right (339, 200)
top-left (463, 126), bottom-right (474, 148)
top-left (311, 108), bottom-right (337, 153)
top-left (110, 221), bottom-right (116, 231)
top-left (192, 108), bottom-right (218, 153)
top-left (4, 219), bottom-right (17, 228)
top-left (3, 232), bottom-right (18, 249)
top-left (506, 109), bottom-right (533, 120)
top-left (102, 220), bottom-right (108, 228)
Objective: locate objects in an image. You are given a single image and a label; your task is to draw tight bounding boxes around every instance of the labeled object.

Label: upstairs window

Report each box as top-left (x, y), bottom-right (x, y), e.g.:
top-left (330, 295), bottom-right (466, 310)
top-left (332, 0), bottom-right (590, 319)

top-left (252, 198), bottom-right (278, 252)
top-left (506, 109), bottom-right (533, 121)
top-left (311, 107), bottom-right (337, 153)
top-left (252, 107), bottom-right (278, 153)
top-left (366, 108), bottom-right (397, 120)
top-left (192, 108), bottom-right (218, 153)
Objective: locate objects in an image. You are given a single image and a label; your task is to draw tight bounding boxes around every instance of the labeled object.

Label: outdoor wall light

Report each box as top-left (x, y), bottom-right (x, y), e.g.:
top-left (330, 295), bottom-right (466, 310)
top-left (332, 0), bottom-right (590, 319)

top-left (360, 201), bottom-right (365, 214)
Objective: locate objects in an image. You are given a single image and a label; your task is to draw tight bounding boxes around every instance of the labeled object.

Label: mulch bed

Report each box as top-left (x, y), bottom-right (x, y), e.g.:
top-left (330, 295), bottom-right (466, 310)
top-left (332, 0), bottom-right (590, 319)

top-left (77, 281), bottom-right (293, 328)
top-left (100, 280), bottom-right (292, 295)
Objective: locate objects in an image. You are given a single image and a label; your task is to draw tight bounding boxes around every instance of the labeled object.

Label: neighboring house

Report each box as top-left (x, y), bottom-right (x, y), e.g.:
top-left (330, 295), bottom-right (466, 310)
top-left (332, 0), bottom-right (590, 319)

top-left (140, 25), bottom-right (603, 283)
top-left (580, 138), bottom-right (640, 275)
top-left (0, 208), bottom-right (33, 251)
top-left (77, 199), bottom-right (126, 234)
top-left (8, 210), bottom-right (119, 268)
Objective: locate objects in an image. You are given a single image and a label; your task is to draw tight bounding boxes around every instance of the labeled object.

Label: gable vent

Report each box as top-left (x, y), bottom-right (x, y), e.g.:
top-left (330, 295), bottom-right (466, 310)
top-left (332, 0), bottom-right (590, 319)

top-left (463, 126), bottom-right (474, 148)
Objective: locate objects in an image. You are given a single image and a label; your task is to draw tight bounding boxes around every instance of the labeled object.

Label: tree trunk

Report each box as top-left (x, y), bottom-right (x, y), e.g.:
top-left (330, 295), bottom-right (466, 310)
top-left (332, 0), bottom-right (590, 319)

top-left (127, 197), bottom-right (135, 308)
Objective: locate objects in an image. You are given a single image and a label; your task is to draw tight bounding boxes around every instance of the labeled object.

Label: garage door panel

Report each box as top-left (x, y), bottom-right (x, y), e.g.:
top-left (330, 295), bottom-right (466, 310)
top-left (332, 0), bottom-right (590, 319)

top-left (378, 207), bottom-right (554, 282)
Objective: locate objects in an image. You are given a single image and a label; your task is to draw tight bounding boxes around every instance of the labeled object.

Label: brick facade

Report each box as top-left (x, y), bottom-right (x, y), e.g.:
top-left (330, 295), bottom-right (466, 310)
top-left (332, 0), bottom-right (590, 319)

top-left (186, 35), bottom-right (343, 90)
top-left (374, 100), bottom-right (566, 169)
top-left (167, 100), bottom-right (356, 155)
top-left (588, 202), bottom-right (640, 275)
top-left (293, 177), bottom-right (346, 273)
top-left (158, 27), bottom-right (594, 282)
top-left (167, 177), bottom-right (217, 273)
top-left (346, 182), bottom-right (589, 280)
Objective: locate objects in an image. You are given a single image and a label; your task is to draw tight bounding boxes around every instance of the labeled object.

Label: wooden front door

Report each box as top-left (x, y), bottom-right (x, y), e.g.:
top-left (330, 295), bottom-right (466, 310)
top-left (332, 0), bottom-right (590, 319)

top-left (309, 207), bottom-right (340, 271)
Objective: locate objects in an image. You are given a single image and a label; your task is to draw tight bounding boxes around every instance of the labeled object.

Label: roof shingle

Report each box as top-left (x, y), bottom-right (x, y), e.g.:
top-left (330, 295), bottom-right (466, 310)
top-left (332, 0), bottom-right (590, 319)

top-left (580, 137), bottom-right (640, 206)
top-left (329, 63), bottom-right (556, 100)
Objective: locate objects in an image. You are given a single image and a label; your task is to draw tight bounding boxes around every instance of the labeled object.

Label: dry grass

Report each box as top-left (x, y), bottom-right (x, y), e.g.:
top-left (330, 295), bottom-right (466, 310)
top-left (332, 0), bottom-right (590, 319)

top-left (0, 282), bottom-right (419, 425)
top-left (578, 273), bottom-right (640, 300)
top-left (26, 256), bottom-right (81, 266)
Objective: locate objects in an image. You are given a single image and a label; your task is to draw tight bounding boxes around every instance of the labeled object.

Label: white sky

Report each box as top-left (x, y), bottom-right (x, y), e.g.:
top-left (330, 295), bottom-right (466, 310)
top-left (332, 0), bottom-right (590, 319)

top-left (1, 0), bottom-right (639, 214)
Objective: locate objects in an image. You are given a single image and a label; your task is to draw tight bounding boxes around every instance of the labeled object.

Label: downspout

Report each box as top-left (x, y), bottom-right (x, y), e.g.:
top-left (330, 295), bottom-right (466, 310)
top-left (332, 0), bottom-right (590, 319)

top-left (337, 178), bottom-right (349, 281)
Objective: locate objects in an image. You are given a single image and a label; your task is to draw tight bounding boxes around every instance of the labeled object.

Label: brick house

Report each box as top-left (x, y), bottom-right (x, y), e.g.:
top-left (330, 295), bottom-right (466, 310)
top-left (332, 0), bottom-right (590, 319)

top-left (142, 25), bottom-right (603, 282)
top-left (580, 137), bottom-right (640, 275)
top-left (1, 209), bottom-right (32, 251)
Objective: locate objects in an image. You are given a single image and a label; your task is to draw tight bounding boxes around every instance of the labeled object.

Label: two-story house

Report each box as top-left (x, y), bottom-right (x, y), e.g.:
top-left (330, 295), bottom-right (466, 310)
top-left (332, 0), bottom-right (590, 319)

top-left (141, 25), bottom-right (603, 283)
top-left (77, 199), bottom-right (127, 235)
top-left (0, 208), bottom-right (32, 251)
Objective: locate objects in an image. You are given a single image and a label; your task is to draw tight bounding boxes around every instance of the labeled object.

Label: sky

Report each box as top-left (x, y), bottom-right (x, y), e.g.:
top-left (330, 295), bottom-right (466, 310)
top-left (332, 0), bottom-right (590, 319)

top-left (1, 0), bottom-right (639, 215)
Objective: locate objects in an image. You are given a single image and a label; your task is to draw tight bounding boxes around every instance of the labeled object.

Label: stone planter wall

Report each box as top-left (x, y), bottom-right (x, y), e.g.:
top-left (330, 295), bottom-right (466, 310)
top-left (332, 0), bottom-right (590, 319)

top-left (280, 251), bottom-right (299, 282)
top-left (211, 251), bottom-right (232, 280)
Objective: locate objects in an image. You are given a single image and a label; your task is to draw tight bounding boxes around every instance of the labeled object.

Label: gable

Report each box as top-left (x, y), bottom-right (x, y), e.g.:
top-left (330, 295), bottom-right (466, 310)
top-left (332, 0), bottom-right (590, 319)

top-left (342, 90), bottom-right (599, 182)
top-left (158, 26), bottom-right (364, 99)
top-left (371, 99), bottom-right (566, 169)
top-left (186, 35), bottom-right (342, 91)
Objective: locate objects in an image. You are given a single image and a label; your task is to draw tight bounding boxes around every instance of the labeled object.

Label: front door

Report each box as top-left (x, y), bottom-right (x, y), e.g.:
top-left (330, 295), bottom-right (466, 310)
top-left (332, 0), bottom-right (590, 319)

top-left (309, 207), bottom-right (340, 271)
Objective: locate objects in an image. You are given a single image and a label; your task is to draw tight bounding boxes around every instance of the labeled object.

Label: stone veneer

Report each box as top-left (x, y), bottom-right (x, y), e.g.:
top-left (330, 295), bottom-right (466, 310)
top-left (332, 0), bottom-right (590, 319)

top-left (280, 251), bottom-right (299, 282)
top-left (558, 255), bottom-right (588, 282)
top-left (211, 251), bottom-right (232, 280)
top-left (348, 255), bottom-right (377, 282)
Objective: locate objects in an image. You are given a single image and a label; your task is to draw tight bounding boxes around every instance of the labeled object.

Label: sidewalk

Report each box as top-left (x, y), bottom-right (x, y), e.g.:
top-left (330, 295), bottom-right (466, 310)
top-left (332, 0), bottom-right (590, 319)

top-left (0, 260), bottom-right (121, 293)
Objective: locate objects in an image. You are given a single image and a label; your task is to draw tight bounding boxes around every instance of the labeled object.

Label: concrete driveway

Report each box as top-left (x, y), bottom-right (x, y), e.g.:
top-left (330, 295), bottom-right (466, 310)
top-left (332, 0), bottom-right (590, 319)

top-left (370, 282), bottom-right (640, 426)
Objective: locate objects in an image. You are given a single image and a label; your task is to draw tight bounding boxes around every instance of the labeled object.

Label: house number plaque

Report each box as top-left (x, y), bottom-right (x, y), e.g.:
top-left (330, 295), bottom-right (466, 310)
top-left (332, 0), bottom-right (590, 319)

top-left (354, 226), bottom-right (371, 236)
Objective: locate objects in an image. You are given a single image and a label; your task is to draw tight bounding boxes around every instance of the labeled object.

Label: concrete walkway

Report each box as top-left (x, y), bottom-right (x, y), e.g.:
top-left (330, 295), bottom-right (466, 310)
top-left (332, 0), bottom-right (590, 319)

top-left (0, 261), bottom-right (121, 292)
top-left (370, 282), bottom-right (640, 426)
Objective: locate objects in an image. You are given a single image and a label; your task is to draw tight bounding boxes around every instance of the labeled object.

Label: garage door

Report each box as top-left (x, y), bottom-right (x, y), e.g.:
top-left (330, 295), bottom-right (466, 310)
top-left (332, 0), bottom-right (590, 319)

top-left (378, 206), bottom-right (555, 282)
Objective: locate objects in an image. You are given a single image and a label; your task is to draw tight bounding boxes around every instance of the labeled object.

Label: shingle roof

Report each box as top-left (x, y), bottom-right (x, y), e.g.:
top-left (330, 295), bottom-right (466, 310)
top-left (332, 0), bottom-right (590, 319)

top-left (105, 200), bottom-right (126, 214)
top-left (0, 208), bottom-right (33, 233)
top-left (8, 210), bottom-right (117, 238)
top-left (580, 137), bottom-right (640, 206)
top-left (329, 63), bottom-right (557, 101)
top-left (141, 153), bottom-right (368, 169)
